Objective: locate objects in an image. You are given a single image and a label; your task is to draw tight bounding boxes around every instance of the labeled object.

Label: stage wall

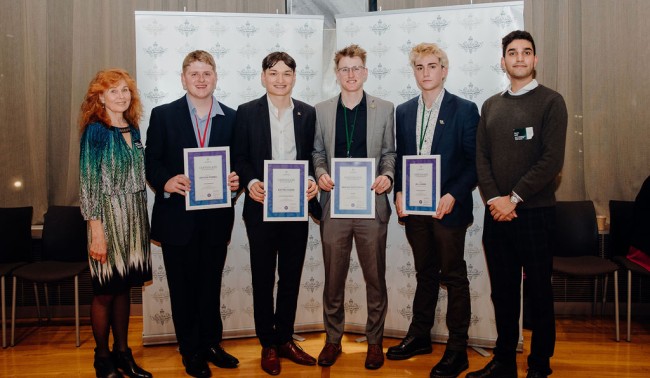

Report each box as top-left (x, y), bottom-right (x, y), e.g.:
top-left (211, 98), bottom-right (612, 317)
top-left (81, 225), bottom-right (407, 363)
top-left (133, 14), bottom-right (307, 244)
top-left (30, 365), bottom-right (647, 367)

top-left (135, 2), bottom-right (524, 349)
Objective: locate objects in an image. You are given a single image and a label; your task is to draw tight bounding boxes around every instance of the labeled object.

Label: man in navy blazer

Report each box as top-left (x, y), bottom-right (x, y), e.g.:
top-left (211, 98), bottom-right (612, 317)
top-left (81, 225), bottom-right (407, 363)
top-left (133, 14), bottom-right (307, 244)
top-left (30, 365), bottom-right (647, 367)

top-left (145, 50), bottom-right (240, 378)
top-left (232, 52), bottom-right (319, 375)
top-left (387, 43), bottom-right (479, 378)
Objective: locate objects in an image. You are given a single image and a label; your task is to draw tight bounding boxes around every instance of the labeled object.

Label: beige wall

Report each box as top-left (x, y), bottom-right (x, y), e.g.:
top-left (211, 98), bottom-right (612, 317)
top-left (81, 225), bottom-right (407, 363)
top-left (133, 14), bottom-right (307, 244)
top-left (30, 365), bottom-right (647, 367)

top-left (1, 0), bottom-right (649, 222)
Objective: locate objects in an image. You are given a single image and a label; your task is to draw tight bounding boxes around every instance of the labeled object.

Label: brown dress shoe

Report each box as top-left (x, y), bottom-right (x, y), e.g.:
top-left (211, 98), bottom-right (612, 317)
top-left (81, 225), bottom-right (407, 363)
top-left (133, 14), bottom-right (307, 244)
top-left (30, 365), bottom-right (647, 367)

top-left (317, 343), bottom-right (342, 367)
top-left (261, 347), bottom-right (281, 376)
top-left (278, 340), bottom-right (316, 366)
top-left (365, 344), bottom-right (384, 370)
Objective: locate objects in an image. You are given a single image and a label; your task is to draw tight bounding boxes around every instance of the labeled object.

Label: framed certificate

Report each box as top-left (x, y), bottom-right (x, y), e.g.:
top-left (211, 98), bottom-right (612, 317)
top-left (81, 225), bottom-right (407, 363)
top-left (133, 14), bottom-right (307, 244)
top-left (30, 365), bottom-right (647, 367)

top-left (330, 158), bottom-right (376, 219)
top-left (263, 160), bottom-right (308, 222)
top-left (402, 155), bottom-right (441, 215)
top-left (184, 147), bottom-right (231, 210)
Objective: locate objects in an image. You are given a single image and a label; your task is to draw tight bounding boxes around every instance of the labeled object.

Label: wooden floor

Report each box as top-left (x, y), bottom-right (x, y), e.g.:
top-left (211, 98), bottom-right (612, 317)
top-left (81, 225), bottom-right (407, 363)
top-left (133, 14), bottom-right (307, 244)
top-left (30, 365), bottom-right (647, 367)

top-left (1, 315), bottom-right (649, 377)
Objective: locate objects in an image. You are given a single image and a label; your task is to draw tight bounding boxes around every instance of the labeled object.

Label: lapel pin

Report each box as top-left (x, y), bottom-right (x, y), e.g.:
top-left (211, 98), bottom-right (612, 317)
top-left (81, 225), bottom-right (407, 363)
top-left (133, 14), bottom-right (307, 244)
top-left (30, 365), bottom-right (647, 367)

top-left (370, 102), bottom-right (376, 109)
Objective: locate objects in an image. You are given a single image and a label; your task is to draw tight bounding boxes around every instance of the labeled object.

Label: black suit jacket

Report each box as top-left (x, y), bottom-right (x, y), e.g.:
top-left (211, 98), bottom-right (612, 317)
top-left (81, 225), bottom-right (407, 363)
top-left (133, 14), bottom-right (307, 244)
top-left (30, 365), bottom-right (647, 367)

top-left (145, 95), bottom-right (237, 245)
top-left (395, 91), bottom-right (479, 227)
top-left (232, 95), bottom-right (318, 226)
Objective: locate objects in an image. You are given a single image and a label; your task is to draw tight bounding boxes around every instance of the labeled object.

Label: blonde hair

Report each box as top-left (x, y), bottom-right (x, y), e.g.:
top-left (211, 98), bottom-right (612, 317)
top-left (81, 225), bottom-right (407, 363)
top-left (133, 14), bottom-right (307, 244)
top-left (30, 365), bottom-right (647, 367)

top-left (409, 42), bottom-right (449, 69)
top-left (182, 50), bottom-right (217, 73)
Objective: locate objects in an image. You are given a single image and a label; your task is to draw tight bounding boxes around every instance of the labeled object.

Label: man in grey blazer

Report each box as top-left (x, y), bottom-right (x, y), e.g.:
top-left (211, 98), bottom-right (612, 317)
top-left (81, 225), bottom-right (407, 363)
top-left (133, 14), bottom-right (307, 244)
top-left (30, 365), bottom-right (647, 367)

top-left (312, 44), bottom-right (396, 370)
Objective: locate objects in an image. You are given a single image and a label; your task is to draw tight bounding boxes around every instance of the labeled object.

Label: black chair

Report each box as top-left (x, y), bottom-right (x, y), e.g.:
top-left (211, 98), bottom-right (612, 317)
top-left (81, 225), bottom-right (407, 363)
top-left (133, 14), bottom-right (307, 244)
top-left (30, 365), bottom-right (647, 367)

top-left (609, 200), bottom-right (646, 342)
top-left (552, 200), bottom-right (620, 341)
top-left (11, 206), bottom-right (88, 347)
top-left (0, 207), bottom-right (32, 348)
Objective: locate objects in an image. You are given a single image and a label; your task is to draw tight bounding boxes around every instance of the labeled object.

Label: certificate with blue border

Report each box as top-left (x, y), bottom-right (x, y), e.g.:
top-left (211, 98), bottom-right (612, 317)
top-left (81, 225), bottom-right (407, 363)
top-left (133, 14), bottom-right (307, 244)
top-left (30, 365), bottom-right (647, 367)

top-left (184, 147), bottom-right (231, 210)
top-left (402, 155), bottom-right (440, 215)
top-left (330, 158), bottom-right (375, 219)
top-left (263, 160), bottom-right (308, 222)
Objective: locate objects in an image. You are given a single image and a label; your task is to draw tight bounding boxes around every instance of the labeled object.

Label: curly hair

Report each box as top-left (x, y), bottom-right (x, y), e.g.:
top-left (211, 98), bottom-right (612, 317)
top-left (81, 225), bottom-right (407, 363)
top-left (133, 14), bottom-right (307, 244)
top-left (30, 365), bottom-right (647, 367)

top-left (334, 44), bottom-right (367, 70)
top-left (78, 68), bottom-right (142, 133)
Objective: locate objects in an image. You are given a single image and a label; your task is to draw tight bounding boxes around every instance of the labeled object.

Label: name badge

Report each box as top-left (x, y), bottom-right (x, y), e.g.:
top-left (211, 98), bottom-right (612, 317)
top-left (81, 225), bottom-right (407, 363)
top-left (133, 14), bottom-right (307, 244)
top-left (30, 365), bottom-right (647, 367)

top-left (134, 140), bottom-right (144, 149)
top-left (513, 127), bottom-right (534, 141)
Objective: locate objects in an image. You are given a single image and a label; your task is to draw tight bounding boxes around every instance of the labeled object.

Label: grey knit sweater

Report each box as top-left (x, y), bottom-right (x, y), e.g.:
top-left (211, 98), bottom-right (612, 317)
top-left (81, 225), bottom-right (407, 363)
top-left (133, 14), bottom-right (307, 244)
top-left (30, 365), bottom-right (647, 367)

top-left (476, 85), bottom-right (568, 209)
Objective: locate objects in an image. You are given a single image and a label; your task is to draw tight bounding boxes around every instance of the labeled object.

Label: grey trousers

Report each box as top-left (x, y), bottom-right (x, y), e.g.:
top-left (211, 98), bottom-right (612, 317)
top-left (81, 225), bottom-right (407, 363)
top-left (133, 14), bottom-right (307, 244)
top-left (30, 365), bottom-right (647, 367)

top-left (320, 215), bottom-right (388, 345)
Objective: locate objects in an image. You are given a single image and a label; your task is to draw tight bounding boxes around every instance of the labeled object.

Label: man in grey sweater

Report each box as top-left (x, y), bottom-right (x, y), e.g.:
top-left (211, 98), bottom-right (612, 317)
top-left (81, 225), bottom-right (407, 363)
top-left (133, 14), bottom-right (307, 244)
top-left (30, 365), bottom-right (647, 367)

top-left (470, 30), bottom-right (568, 378)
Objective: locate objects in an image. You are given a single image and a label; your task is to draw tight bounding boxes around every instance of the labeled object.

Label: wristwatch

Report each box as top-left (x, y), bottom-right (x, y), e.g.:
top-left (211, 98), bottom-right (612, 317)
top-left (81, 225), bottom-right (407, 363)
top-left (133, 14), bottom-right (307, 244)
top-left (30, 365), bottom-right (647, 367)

top-left (509, 191), bottom-right (523, 205)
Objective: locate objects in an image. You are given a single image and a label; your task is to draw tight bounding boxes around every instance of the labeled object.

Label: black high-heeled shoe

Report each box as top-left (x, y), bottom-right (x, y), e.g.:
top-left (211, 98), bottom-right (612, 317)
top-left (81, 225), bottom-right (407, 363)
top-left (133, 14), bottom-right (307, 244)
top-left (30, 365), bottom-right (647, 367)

top-left (112, 348), bottom-right (152, 378)
top-left (94, 354), bottom-right (122, 378)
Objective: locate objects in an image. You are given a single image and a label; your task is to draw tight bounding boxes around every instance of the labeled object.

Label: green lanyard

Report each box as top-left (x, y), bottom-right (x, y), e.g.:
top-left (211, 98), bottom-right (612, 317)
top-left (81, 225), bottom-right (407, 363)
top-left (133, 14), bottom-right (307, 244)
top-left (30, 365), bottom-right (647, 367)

top-left (418, 104), bottom-right (433, 155)
top-left (343, 102), bottom-right (359, 158)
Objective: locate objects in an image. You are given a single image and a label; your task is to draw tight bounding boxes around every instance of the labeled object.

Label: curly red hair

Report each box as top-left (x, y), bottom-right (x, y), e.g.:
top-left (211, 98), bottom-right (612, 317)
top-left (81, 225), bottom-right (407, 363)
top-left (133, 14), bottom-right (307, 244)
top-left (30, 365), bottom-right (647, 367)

top-left (78, 68), bottom-right (143, 133)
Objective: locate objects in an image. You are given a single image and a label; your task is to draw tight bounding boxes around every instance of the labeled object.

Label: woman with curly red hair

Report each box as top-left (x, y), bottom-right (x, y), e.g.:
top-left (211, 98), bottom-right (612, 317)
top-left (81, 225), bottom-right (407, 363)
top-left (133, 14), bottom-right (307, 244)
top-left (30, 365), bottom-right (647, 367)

top-left (79, 69), bottom-right (152, 378)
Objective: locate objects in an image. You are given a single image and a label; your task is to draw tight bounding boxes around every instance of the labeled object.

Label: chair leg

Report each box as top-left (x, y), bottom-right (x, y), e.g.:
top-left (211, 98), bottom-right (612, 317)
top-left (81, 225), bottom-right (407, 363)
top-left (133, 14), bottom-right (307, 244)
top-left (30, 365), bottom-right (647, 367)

top-left (11, 276), bottom-right (16, 347)
top-left (33, 283), bottom-right (41, 324)
top-left (1, 276), bottom-right (6, 348)
top-left (627, 269), bottom-right (632, 342)
top-left (614, 270), bottom-right (620, 342)
top-left (602, 275), bottom-right (609, 316)
top-left (44, 283), bottom-right (51, 321)
top-left (74, 275), bottom-right (80, 347)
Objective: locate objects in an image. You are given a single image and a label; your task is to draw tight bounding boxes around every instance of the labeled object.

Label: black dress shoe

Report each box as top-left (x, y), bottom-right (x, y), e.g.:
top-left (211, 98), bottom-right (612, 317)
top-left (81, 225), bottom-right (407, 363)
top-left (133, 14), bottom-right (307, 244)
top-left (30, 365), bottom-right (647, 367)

top-left (182, 354), bottom-right (211, 378)
top-left (465, 359), bottom-right (517, 378)
top-left (386, 335), bottom-right (432, 360)
top-left (112, 348), bottom-right (152, 378)
top-left (430, 349), bottom-right (468, 378)
top-left (94, 355), bottom-right (123, 378)
top-left (205, 344), bottom-right (239, 368)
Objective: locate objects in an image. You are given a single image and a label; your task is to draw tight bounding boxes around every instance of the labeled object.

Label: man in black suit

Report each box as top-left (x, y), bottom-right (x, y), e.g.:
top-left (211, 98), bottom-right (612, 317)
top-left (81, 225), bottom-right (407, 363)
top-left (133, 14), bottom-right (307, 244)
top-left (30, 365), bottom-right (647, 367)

top-left (387, 43), bottom-right (479, 378)
top-left (145, 50), bottom-right (240, 378)
top-left (232, 52), bottom-right (318, 376)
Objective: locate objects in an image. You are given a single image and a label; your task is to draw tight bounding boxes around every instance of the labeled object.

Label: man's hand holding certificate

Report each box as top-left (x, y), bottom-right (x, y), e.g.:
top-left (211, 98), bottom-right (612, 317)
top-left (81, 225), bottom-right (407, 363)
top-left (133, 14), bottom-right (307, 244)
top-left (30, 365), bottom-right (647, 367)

top-left (184, 147), bottom-right (232, 210)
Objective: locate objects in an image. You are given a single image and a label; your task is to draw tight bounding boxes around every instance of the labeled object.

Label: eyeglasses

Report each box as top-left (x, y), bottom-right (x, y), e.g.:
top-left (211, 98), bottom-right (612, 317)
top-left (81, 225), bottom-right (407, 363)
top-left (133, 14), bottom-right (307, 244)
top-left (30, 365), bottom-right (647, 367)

top-left (337, 66), bottom-right (366, 74)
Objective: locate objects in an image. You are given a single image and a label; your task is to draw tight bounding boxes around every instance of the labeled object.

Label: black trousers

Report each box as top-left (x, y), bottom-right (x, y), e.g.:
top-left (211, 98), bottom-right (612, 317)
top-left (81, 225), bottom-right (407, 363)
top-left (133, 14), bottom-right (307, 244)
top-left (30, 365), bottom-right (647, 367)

top-left (482, 206), bottom-right (556, 375)
top-left (404, 215), bottom-right (471, 350)
top-left (161, 221), bottom-right (228, 358)
top-left (246, 220), bottom-right (309, 347)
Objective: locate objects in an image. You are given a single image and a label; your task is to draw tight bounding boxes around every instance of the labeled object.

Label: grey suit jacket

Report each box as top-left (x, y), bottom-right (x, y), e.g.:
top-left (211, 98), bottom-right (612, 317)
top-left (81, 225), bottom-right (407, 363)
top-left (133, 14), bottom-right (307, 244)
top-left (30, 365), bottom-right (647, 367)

top-left (312, 93), bottom-right (396, 222)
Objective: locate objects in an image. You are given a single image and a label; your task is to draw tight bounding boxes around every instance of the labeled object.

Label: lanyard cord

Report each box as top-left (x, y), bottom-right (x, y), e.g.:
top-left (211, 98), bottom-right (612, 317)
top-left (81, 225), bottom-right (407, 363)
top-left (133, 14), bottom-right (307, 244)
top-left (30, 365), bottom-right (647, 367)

top-left (194, 100), bottom-right (214, 148)
top-left (418, 104), bottom-right (433, 155)
top-left (343, 100), bottom-right (359, 158)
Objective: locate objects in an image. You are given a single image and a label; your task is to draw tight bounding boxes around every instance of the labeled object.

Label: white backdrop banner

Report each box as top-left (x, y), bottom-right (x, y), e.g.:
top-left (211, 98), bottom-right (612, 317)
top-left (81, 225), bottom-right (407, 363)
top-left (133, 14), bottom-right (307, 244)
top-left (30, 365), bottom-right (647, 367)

top-left (134, 11), bottom-right (325, 344)
top-left (136, 1), bottom-right (524, 349)
top-left (334, 2), bottom-right (523, 348)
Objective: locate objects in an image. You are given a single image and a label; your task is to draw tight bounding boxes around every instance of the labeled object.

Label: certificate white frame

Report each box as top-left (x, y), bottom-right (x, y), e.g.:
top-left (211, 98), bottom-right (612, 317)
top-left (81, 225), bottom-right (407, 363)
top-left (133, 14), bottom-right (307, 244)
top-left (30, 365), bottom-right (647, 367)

top-left (330, 158), bottom-right (376, 219)
top-left (402, 155), bottom-right (441, 215)
top-left (183, 147), bottom-right (231, 210)
top-left (263, 160), bottom-right (308, 222)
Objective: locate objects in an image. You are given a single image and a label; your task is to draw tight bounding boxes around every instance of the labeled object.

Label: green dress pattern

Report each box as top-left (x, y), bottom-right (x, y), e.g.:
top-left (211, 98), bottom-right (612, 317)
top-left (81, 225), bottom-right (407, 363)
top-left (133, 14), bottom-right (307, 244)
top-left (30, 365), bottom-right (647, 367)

top-left (80, 122), bottom-right (152, 293)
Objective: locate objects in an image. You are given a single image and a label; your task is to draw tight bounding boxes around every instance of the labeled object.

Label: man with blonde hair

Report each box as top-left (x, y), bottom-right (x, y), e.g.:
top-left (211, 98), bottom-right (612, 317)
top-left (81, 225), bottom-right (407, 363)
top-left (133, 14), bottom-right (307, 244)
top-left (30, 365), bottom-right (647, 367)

top-left (387, 42), bottom-right (479, 378)
top-left (146, 50), bottom-right (240, 378)
top-left (312, 44), bottom-right (396, 370)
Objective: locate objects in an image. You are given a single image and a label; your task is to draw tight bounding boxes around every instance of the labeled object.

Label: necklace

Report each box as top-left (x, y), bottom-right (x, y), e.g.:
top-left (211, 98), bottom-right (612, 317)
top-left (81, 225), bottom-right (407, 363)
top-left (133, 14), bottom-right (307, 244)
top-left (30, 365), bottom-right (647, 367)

top-left (115, 126), bottom-right (130, 134)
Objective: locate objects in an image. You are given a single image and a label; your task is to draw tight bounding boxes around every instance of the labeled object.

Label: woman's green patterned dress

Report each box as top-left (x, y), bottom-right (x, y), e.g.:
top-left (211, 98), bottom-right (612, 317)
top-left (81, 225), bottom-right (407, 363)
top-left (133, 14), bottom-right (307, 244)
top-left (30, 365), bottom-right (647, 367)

top-left (80, 122), bottom-right (152, 294)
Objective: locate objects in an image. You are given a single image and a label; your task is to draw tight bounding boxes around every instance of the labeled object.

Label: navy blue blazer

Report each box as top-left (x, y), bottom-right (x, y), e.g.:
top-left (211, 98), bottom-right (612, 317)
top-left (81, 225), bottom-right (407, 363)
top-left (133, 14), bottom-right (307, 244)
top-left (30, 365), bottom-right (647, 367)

top-left (145, 96), bottom-right (237, 245)
top-left (395, 91), bottom-right (479, 227)
top-left (231, 95), bottom-right (317, 226)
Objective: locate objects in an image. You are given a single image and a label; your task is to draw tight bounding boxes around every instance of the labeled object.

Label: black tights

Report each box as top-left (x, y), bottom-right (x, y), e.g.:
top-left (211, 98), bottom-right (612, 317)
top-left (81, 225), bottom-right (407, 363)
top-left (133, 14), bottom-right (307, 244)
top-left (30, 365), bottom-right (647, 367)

top-left (91, 289), bottom-right (131, 358)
